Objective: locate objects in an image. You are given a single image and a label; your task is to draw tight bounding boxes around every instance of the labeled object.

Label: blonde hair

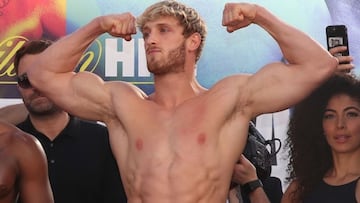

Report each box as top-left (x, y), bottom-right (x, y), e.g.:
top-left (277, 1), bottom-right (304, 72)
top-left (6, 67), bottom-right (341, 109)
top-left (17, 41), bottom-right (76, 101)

top-left (137, 0), bottom-right (207, 62)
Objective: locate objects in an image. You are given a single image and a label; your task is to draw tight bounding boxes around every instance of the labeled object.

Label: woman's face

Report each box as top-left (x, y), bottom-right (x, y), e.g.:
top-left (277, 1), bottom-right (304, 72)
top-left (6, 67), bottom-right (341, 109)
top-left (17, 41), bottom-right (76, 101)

top-left (322, 93), bottom-right (360, 153)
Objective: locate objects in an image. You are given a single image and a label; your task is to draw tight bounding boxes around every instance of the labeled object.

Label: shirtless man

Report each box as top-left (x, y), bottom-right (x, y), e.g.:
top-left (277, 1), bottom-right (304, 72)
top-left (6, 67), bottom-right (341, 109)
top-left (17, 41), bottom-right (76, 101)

top-left (0, 121), bottom-right (53, 203)
top-left (23, 1), bottom-right (337, 202)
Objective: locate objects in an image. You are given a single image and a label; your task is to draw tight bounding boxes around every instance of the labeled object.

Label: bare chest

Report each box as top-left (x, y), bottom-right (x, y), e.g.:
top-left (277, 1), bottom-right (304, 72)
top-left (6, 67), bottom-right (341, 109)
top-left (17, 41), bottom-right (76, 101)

top-left (111, 104), bottom-right (235, 202)
top-left (130, 108), bottom-right (215, 155)
top-left (121, 106), bottom-right (225, 180)
top-left (123, 118), bottom-right (225, 202)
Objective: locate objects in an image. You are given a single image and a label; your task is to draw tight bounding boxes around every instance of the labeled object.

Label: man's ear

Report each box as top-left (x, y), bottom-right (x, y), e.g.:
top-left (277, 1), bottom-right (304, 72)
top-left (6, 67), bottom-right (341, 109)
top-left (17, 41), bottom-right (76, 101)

top-left (187, 32), bottom-right (201, 51)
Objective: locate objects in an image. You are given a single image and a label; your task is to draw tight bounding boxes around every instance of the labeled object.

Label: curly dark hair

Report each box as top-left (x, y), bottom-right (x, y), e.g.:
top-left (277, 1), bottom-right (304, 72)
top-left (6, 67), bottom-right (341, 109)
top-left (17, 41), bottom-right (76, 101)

top-left (285, 73), bottom-right (360, 201)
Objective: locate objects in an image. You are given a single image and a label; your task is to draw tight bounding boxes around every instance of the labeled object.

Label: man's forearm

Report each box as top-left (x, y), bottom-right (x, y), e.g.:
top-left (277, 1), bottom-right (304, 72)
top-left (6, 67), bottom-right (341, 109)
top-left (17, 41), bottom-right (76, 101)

top-left (253, 5), bottom-right (334, 67)
top-left (38, 17), bottom-right (104, 74)
top-left (26, 16), bottom-right (106, 94)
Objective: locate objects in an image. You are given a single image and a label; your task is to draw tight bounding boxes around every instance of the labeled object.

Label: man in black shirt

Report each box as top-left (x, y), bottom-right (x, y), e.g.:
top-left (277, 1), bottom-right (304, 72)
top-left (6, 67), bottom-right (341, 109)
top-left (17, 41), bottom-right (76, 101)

top-left (7, 39), bottom-right (127, 203)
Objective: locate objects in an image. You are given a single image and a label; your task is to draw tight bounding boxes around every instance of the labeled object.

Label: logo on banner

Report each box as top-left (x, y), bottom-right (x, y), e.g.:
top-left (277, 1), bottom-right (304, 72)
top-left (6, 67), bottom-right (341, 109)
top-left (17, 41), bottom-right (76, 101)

top-left (0, 36), bottom-right (154, 97)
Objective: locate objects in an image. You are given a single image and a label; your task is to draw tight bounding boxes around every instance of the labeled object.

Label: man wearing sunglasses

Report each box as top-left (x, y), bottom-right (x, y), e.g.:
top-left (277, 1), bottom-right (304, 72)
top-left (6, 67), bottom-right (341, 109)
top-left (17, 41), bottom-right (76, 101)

top-left (11, 40), bottom-right (127, 203)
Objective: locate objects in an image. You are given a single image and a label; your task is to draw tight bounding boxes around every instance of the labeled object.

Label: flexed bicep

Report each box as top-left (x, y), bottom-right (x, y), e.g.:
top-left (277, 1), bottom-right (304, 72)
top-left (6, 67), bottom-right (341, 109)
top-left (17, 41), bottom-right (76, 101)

top-left (248, 62), bottom-right (318, 117)
top-left (27, 60), bottom-right (136, 124)
top-left (44, 71), bottom-right (114, 122)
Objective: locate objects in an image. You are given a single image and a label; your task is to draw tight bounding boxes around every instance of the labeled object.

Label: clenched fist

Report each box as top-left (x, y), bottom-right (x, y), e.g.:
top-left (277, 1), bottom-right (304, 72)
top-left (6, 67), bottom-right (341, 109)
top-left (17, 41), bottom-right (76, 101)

top-left (222, 3), bottom-right (257, 33)
top-left (98, 12), bottom-right (137, 41)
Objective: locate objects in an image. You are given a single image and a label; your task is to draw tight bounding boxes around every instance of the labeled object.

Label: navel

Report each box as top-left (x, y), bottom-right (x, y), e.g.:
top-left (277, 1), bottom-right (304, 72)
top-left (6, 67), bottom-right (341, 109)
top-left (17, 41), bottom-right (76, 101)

top-left (135, 138), bottom-right (144, 151)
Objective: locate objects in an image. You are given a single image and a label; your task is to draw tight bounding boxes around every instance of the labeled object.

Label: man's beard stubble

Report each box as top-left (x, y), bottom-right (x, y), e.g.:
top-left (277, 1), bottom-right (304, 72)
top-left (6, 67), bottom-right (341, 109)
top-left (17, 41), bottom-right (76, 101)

top-left (24, 98), bottom-right (61, 116)
top-left (147, 42), bottom-right (186, 75)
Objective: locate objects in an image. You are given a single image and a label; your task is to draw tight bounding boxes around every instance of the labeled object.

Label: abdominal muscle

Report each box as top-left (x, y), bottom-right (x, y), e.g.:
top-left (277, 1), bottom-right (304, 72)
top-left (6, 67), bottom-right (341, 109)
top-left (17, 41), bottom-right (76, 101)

top-left (107, 94), bottom-right (241, 203)
top-left (109, 120), bottom-right (233, 203)
top-left (123, 143), bottom-right (230, 203)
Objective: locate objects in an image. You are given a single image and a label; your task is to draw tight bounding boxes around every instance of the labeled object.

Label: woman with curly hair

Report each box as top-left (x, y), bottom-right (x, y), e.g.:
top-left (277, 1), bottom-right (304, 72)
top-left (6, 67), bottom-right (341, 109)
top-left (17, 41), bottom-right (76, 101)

top-left (282, 73), bottom-right (360, 203)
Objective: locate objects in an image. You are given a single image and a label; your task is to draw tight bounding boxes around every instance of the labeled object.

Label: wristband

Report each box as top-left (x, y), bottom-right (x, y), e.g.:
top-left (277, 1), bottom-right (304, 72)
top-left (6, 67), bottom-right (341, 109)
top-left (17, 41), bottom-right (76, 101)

top-left (241, 179), bottom-right (263, 195)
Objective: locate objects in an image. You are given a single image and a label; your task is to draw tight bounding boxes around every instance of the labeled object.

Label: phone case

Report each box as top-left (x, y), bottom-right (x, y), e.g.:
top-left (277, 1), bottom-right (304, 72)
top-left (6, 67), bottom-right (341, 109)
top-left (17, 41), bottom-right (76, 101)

top-left (326, 25), bottom-right (349, 56)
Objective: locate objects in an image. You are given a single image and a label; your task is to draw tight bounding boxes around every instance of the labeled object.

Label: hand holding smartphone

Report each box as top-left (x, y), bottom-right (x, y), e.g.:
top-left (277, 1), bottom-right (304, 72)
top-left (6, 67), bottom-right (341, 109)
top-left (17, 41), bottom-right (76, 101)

top-left (326, 25), bottom-right (349, 57)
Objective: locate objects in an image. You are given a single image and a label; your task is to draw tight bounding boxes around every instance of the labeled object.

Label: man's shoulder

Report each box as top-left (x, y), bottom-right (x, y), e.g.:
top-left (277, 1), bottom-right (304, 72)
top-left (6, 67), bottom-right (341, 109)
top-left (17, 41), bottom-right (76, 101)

top-left (0, 121), bottom-right (25, 139)
top-left (208, 74), bottom-right (250, 92)
top-left (0, 122), bottom-right (38, 149)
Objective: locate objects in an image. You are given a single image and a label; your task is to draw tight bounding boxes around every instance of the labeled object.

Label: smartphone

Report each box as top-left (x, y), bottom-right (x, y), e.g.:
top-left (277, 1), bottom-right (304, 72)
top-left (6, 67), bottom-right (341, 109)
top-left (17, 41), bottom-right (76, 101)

top-left (326, 25), bottom-right (349, 57)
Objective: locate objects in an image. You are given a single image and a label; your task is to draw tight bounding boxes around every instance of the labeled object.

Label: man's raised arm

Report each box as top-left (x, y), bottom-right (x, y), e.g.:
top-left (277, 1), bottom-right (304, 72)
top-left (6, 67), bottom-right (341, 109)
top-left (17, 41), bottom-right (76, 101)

top-left (222, 3), bottom-right (338, 117)
top-left (30, 13), bottom-right (136, 78)
top-left (25, 13), bottom-right (136, 121)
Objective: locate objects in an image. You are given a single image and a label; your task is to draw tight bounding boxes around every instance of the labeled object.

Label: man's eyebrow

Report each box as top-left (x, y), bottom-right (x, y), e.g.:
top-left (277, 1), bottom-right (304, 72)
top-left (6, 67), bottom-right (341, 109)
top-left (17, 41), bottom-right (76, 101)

top-left (141, 23), bottom-right (173, 34)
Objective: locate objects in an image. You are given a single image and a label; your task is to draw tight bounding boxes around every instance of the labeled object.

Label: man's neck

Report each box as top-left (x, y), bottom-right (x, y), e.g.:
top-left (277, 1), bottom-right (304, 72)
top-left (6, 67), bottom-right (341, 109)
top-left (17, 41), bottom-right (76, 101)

top-left (151, 72), bottom-right (206, 108)
top-left (29, 111), bottom-right (70, 140)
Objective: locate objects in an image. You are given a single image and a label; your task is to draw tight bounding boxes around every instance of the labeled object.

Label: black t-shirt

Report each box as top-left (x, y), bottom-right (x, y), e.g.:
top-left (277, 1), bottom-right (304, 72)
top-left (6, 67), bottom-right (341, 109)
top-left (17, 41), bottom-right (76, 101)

top-left (17, 116), bottom-right (127, 203)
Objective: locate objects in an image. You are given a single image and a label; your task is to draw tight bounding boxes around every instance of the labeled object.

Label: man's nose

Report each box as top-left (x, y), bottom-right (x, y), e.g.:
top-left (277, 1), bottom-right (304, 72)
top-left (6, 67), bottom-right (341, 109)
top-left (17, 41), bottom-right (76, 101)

top-left (145, 33), bottom-right (158, 45)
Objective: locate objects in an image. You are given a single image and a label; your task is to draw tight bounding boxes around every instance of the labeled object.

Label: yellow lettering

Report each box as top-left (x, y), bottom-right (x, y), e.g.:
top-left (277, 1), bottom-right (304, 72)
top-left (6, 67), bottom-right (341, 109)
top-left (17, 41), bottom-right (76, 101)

top-left (0, 38), bottom-right (102, 85)
top-left (0, 36), bottom-right (28, 78)
top-left (78, 39), bottom-right (102, 73)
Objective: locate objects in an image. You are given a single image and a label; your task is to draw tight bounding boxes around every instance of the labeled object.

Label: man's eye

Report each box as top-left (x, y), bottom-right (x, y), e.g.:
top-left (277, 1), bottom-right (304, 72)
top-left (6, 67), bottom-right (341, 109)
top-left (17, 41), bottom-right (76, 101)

top-left (160, 28), bottom-right (169, 32)
top-left (143, 33), bottom-right (149, 38)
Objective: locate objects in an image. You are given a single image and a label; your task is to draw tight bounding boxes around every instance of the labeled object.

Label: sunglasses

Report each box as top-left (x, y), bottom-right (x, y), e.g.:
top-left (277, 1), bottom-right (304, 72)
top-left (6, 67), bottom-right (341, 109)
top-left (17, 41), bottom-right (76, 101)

top-left (17, 73), bottom-right (32, 89)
